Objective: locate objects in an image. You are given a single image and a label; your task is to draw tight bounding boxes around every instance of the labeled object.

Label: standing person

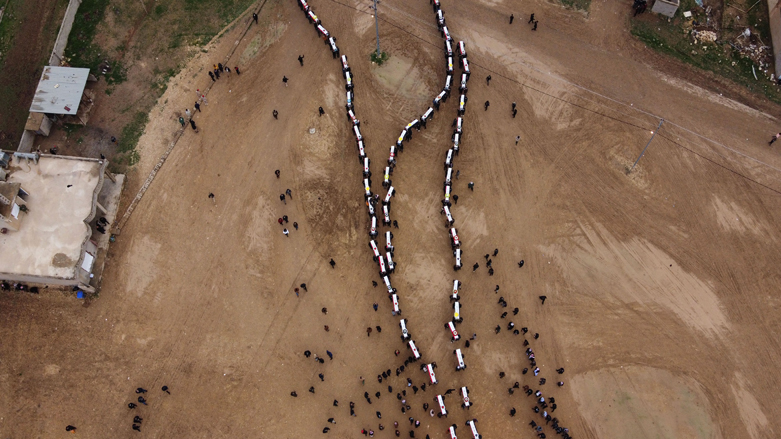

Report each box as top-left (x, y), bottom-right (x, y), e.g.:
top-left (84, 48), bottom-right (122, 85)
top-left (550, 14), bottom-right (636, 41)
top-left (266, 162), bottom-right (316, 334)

top-left (185, 108), bottom-right (191, 118)
top-left (201, 95), bottom-right (208, 105)
top-left (208, 71), bottom-right (215, 81)
top-left (179, 116), bottom-right (186, 127)
top-left (283, 228), bottom-right (290, 237)
top-left (512, 108), bottom-right (518, 118)
top-left (516, 136), bottom-right (520, 145)
top-left (319, 106), bottom-right (325, 116)
top-left (293, 222), bottom-right (299, 230)
top-left (189, 119), bottom-right (198, 132)
top-left (468, 182), bottom-right (474, 191)
top-left (194, 102), bottom-right (201, 112)
top-left (301, 283), bottom-right (307, 292)
top-left (529, 13), bottom-right (535, 23)
top-left (275, 170), bottom-right (281, 178)
top-left (280, 194), bottom-right (286, 204)
top-left (218, 63), bottom-right (224, 71)
top-left (770, 133), bottom-right (781, 145)
top-left (224, 65), bottom-right (231, 75)
top-left (253, 12), bottom-right (258, 23)
top-left (330, 259), bottom-right (336, 268)
top-left (235, 66), bottom-right (241, 74)
top-left (214, 68), bottom-right (220, 79)
top-left (533, 20), bottom-right (538, 30)
top-left (286, 188), bottom-right (292, 199)
top-left (283, 76), bottom-right (288, 86)
top-left (453, 194), bottom-right (459, 204)
top-left (298, 55), bottom-right (305, 66)
top-left (484, 101), bottom-right (490, 110)
top-left (273, 110), bottom-right (278, 119)
top-left (539, 295), bottom-right (547, 304)
top-left (510, 13), bottom-right (514, 24)
top-left (486, 75), bottom-right (492, 85)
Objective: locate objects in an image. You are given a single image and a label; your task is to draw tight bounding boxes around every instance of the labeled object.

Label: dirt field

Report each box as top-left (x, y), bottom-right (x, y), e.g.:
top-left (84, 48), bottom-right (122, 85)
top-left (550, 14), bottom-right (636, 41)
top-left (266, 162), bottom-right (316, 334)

top-left (2, 0), bottom-right (781, 437)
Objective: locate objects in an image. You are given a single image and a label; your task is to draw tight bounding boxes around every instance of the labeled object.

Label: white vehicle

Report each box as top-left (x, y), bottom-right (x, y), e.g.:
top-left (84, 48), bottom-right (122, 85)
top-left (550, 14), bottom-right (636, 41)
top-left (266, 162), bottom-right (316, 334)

top-left (344, 70), bottom-right (353, 89)
top-left (348, 109), bottom-right (359, 126)
top-left (451, 280), bottom-right (460, 301)
top-left (444, 185), bottom-right (451, 204)
top-left (447, 56), bottom-right (454, 74)
top-left (437, 9), bottom-right (445, 26)
top-left (461, 386), bottom-right (471, 408)
top-left (422, 107), bottom-right (434, 123)
top-left (316, 24), bottom-right (329, 39)
top-left (384, 186), bottom-right (395, 205)
top-left (448, 425), bottom-right (458, 439)
top-left (385, 230), bottom-right (394, 252)
top-left (370, 240), bottom-right (380, 260)
top-left (450, 228), bottom-right (460, 248)
top-left (378, 254), bottom-right (388, 276)
top-left (445, 149), bottom-right (453, 168)
top-left (453, 301), bottom-right (462, 323)
top-left (445, 167), bottom-right (453, 185)
top-left (454, 348), bottom-right (465, 370)
top-left (424, 363), bottom-right (438, 384)
top-left (444, 205), bottom-right (454, 225)
top-left (453, 248), bottom-right (462, 270)
top-left (400, 318), bottom-right (410, 340)
top-left (459, 73), bottom-right (468, 92)
top-left (366, 199), bottom-right (375, 216)
top-left (383, 167), bottom-right (391, 187)
top-left (465, 419), bottom-right (480, 439)
top-left (357, 140), bottom-right (366, 160)
top-left (398, 129), bottom-right (407, 145)
top-left (341, 55), bottom-right (350, 72)
top-left (386, 251), bottom-right (395, 273)
top-left (384, 276), bottom-right (396, 294)
top-left (363, 157), bottom-right (371, 177)
top-left (307, 10), bottom-right (320, 24)
top-left (408, 340), bottom-right (421, 360)
top-left (354, 125), bottom-right (363, 142)
top-left (382, 204), bottom-right (391, 225)
top-left (389, 144), bottom-right (397, 165)
top-left (462, 58), bottom-right (470, 76)
top-left (370, 215), bottom-right (378, 237)
top-left (346, 90), bottom-right (354, 109)
top-left (436, 394), bottom-right (448, 416)
top-left (446, 321), bottom-right (460, 341)
top-left (364, 178), bottom-right (371, 199)
top-left (444, 74), bottom-right (452, 92)
top-left (442, 26), bottom-right (452, 42)
top-left (458, 41), bottom-right (467, 58)
top-left (445, 40), bottom-right (453, 57)
top-left (391, 293), bottom-right (400, 313)
top-left (328, 37), bottom-right (339, 56)
top-left (453, 133), bottom-right (460, 154)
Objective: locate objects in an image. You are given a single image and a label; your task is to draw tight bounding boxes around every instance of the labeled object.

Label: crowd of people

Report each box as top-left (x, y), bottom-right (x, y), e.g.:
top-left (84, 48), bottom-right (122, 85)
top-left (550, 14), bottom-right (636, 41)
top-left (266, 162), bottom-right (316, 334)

top-left (290, 0), bottom-right (573, 437)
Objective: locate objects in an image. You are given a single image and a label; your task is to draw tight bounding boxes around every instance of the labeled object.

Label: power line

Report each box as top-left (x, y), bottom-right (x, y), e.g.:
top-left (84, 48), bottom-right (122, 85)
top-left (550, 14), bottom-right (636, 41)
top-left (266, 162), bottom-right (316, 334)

top-left (323, 0), bottom-right (781, 195)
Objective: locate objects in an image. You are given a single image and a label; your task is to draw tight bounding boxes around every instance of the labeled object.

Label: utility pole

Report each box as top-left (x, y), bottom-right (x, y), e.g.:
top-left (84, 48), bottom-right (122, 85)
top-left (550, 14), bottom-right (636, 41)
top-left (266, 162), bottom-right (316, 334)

top-left (629, 119), bottom-right (664, 174)
top-left (373, 0), bottom-right (380, 57)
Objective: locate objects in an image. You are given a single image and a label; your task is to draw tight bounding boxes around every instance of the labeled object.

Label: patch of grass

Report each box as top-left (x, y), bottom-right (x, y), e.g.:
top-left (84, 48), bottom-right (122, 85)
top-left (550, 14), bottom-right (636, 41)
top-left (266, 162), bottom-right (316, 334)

top-left (557, 0), bottom-right (591, 13)
top-left (630, 16), bottom-right (781, 105)
top-left (0, 0), bottom-right (22, 66)
top-left (116, 111), bottom-right (148, 166)
top-left (63, 123), bottom-right (84, 137)
top-left (370, 51), bottom-right (389, 65)
top-left (154, 3), bottom-right (168, 17)
top-left (63, 0), bottom-right (129, 85)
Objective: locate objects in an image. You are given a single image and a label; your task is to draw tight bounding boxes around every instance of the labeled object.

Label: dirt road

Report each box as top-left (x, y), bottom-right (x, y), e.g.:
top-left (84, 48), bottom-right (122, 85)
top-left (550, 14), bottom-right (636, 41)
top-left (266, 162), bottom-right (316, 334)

top-left (1, 0), bottom-right (780, 437)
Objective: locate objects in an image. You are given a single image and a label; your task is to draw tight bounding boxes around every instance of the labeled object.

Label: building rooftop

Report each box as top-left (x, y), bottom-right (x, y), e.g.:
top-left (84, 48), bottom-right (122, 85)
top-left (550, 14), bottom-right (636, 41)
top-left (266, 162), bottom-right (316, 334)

top-left (0, 155), bottom-right (104, 281)
top-left (29, 66), bottom-right (90, 115)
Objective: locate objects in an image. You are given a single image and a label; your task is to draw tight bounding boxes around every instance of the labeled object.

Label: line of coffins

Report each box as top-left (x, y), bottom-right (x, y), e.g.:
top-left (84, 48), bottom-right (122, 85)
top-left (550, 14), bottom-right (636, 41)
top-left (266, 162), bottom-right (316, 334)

top-left (295, 1), bottom-right (479, 437)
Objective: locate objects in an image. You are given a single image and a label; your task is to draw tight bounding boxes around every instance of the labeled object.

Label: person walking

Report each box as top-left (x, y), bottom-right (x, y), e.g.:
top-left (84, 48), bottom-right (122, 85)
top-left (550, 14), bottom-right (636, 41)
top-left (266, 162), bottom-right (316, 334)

top-left (189, 119), bottom-right (198, 132)
top-left (283, 76), bottom-right (288, 86)
top-left (201, 95), bottom-right (208, 105)
top-left (132, 424), bottom-right (141, 432)
top-left (322, 307), bottom-right (328, 315)
top-left (208, 71), bottom-right (215, 81)
top-left (283, 228), bottom-right (290, 237)
top-left (453, 194), bottom-right (459, 204)
top-left (286, 188), bottom-right (292, 199)
top-left (179, 116), bottom-right (185, 127)
top-left (509, 14), bottom-right (514, 24)
top-left (301, 283), bottom-right (308, 292)
top-left (294, 287), bottom-right (300, 297)
top-left (234, 66), bottom-right (241, 74)
top-left (194, 102), bottom-right (201, 112)
top-left (770, 133), bottom-right (781, 145)
top-left (327, 350), bottom-right (333, 359)
top-left (393, 220), bottom-right (399, 228)
top-left (486, 75), bottom-right (492, 85)
top-left (253, 12), bottom-right (258, 23)
top-left (299, 55), bottom-right (305, 66)
top-left (319, 106), bottom-right (325, 116)
top-left (280, 194), bottom-right (286, 204)
top-left (516, 136), bottom-right (521, 145)
top-left (513, 108), bottom-right (518, 118)
top-left (539, 295), bottom-right (547, 304)
top-left (529, 13), bottom-right (535, 23)
top-left (294, 222), bottom-right (299, 230)
top-left (468, 182), bottom-right (474, 191)
top-left (273, 110), bottom-right (278, 119)
top-left (185, 109), bottom-right (191, 118)
top-left (66, 425), bottom-right (77, 433)
top-left (484, 100), bottom-right (490, 111)
top-left (330, 259), bottom-right (336, 268)
top-left (533, 21), bottom-right (538, 31)
top-left (473, 263), bottom-right (479, 272)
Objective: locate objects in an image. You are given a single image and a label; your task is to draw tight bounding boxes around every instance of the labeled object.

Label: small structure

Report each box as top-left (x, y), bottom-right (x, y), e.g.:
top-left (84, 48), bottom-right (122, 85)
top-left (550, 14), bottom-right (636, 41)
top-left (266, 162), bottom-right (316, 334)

top-left (652, 0), bottom-right (679, 18)
top-left (769, 0), bottom-right (781, 74)
top-left (0, 152), bottom-right (124, 291)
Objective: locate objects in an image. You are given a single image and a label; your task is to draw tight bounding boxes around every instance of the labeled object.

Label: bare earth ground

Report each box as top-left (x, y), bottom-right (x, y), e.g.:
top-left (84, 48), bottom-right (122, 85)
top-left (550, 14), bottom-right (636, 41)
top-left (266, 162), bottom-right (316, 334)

top-left (1, 0), bottom-right (781, 437)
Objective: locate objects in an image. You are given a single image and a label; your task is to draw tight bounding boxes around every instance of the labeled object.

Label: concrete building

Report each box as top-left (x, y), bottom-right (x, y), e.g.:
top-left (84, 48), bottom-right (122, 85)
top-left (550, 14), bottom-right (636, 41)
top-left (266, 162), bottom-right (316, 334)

top-left (652, 0), bottom-right (679, 18)
top-left (0, 152), bottom-right (124, 291)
